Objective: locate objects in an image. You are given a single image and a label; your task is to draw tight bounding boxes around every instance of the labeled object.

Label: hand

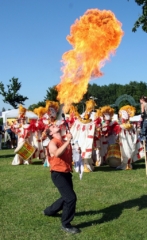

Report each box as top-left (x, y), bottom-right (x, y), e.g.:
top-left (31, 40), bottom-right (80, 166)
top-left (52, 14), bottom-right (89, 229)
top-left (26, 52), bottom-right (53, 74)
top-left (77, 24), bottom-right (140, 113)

top-left (66, 132), bottom-right (72, 141)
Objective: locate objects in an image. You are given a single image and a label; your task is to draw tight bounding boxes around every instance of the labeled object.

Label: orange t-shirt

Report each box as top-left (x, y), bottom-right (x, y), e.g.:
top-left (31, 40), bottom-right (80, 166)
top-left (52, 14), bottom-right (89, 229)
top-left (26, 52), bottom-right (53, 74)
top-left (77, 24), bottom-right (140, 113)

top-left (47, 138), bottom-right (72, 172)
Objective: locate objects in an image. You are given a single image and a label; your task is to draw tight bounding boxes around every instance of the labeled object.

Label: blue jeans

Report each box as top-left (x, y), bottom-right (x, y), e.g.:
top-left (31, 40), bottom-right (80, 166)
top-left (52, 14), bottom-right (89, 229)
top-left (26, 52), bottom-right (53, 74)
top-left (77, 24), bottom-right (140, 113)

top-left (140, 119), bottom-right (147, 141)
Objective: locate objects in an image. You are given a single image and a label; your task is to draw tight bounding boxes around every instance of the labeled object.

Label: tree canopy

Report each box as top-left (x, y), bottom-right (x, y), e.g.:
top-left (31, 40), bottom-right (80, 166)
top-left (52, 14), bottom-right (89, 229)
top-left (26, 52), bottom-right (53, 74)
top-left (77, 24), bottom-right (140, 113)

top-left (28, 101), bottom-right (45, 111)
top-left (44, 86), bottom-right (58, 102)
top-left (130, 0), bottom-right (147, 32)
top-left (27, 86), bottom-right (58, 111)
top-left (0, 77), bottom-right (28, 109)
top-left (28, 81), bottom-right (147, 115)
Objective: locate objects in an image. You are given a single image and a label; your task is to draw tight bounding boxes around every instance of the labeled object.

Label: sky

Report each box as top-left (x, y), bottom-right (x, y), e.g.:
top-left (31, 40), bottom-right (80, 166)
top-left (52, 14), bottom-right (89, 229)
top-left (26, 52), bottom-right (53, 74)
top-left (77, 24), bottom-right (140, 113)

top-left (0, 0), bottom-right (147, 110)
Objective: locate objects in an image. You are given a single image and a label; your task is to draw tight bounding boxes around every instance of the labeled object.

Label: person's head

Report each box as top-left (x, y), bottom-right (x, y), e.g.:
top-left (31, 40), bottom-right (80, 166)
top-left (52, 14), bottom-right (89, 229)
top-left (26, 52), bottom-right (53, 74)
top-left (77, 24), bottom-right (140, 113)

top-left (20, 118), bottom-right (26, 123)
top-left (16, 117), bottom-right (26, 125)
top-left (45, 124), bottom-right (60, 139)
top-left (140, 96), bottom-right (147, 103)
top-left (103, 113), bottom-right (111, 123)
top-left (48, 107), bottom-right (57, 119)
top-left (119, 110), bottom-right (129, 123)
top-left (17, 119), bottom-right (20, 123)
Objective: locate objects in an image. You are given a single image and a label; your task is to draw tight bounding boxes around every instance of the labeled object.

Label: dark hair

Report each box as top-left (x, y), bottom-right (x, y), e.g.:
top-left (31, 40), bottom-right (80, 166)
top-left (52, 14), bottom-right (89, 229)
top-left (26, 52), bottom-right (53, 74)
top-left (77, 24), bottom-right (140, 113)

top-left (140, 96), bottom-right (147, 102)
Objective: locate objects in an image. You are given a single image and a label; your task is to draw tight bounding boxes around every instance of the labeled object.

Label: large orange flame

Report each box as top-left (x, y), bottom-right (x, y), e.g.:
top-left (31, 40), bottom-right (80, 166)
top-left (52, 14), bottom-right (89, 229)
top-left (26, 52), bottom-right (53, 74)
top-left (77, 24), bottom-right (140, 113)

top-left (56, 9), bottom-right (124, 112)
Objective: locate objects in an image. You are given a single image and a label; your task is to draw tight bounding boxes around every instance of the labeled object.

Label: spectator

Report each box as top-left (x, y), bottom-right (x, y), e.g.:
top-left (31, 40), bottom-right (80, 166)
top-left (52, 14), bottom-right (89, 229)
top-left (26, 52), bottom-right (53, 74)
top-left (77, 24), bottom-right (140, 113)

top-left (140, 96), bottom-right (147, 142)
top-left (10, 121), bottom-right (17, 148)
top-left (4, 121), bottom-right (12, 148)
top-left (0, 124), bottom-right (4, 149)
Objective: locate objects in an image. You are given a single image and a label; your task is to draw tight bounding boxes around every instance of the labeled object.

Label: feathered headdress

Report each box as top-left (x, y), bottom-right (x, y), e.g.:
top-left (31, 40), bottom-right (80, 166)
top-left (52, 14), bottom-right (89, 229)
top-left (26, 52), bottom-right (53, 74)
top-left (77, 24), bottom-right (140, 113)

top-left (46, 100), bottom-right (59, 112)
top-left (119, 105), bottom-right (136, 119)
top-left (33, 101), bottom-right (59, 118)
top-left (18, 105), bottom-right (27, 119)
top-left (99, 106), bottom-right (115, 119)
top-left (85, 99), bottom-right (97, 113)
top-left (94, 108), bottom-right (102, 118)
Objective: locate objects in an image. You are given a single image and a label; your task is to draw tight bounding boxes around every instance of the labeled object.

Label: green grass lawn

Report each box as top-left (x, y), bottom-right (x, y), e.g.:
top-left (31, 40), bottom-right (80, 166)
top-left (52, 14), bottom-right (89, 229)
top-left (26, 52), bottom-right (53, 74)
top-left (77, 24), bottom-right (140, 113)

top-left (1, 149), bottom-right (147, 240)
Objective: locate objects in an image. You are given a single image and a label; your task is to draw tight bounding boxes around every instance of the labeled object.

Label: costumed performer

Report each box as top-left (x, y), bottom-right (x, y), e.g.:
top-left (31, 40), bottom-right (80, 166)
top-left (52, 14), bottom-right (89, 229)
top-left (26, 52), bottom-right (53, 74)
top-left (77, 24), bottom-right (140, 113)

top-left (11, 105), bottom-right (33, 165)
top-left (69, 99), bottom-right (97, 172)
top-left (34, 100), bottom-right (68, 167)
top-left (27, 118), bottom-right (45, 162)
top-left (97, 105), bottom-right (120, 166)
top-left (116, 105), bottom-right (144, 170)
top-left (90, 108), bottom-right (102, 167)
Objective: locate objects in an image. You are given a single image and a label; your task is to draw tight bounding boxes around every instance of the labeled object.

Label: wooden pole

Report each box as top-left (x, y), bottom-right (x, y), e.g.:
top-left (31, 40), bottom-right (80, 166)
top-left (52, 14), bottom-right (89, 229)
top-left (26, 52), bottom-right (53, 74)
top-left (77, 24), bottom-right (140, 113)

top-left (143, 140), bottom-right (147, 176)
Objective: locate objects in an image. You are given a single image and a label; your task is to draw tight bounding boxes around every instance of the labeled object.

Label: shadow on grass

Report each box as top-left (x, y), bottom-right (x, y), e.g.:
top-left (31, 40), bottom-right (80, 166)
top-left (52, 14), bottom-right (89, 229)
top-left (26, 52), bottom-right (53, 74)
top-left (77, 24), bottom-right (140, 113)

top-left (133, 159), bottom-right (146, 170)
top-left (94, 159), bottom-right (146, 172)
top-left (31, 161), bottom-right (43, 165)
top-left (76, 195), bottom-right (147, 228)
top-left (94, 166), bottom-right (116, 172)
top-left (0, 153), bottom-right (44, 165)
top-left (0, 154), bottom-right (15, 158)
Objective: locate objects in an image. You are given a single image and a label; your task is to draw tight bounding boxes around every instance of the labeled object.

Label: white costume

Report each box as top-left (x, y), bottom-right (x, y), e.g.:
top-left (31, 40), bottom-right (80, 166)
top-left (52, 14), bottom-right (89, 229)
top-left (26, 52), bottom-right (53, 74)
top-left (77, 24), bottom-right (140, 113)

top-left (116, 109), bottom-right (144, 170)
top-left (70, 119), bottom-right (95, 172)
top-left (116, 124), bottom-right (144, 170)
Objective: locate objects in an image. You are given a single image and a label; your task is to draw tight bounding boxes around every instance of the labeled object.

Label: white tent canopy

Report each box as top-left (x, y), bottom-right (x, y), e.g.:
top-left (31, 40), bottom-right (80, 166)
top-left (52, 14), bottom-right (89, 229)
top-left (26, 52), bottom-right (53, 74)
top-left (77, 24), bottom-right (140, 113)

top-left (130, 115), bottom-right (141, 122)
top-left (1, 109), bottom-right (38, 123)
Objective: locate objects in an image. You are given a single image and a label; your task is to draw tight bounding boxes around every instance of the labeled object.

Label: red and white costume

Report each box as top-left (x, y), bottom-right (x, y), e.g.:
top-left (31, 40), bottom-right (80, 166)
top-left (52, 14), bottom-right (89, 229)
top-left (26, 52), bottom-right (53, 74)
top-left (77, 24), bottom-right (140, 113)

top-left (27, 119), bottom-right (45, 160)
top-left (116, 109), bottom-right (144, 170)
top-left (70, 119), bottom-right (95, 172)
top-left (11, 121), bottom-right (32, 165)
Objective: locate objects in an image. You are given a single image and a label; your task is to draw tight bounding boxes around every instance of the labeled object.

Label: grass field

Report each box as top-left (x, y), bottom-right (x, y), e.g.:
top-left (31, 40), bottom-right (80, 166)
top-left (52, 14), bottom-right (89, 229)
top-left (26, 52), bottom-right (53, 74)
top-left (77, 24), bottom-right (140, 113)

top-left (1, 149), bottom-right (147, 240)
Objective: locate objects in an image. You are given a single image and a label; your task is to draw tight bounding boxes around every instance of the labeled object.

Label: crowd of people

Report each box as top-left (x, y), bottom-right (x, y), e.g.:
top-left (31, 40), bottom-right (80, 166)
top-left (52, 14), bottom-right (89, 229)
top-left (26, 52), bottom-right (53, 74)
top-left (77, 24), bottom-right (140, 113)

top-left (0, 97), bottom-right (147, 165)
top-left (0, 120), bottom-right (18, 150)
top-left (0, 96), bottom-right (147, 234)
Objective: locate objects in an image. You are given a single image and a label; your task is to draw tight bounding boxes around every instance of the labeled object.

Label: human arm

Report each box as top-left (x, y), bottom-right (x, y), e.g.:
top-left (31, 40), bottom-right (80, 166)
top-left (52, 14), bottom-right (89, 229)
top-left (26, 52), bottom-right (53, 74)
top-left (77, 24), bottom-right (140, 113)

top-left (41, 130), bottom-right (47, 141)
top-left (0, 129), bottom-right (4, 135)
top-left (140, 103), bottom-right (145, 121)
top-left (4, 125), bottom-right (7, 131)
top-left (49, 133), bottom-right (72, 157)
top-left (141, 103), bottom-right (145, 113)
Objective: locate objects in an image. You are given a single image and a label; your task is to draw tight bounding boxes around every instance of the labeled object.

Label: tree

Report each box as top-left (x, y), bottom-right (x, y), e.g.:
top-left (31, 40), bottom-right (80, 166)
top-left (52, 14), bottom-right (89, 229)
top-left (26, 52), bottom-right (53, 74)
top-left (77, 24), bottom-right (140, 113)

top-left (0, 77), bottom-right (28, 109)
top-left (28, 101), bottom-right (45, 111)
top-left (29, 81), bottom-right (147, 114)
top-left (44, 86), bottom-right (58, 101)
top-left (129, 0), bottom-right (147, 32)
top-left (0, 118), bottom-right (3, 125)
top-left (28, 86), bottom-right (58, 111)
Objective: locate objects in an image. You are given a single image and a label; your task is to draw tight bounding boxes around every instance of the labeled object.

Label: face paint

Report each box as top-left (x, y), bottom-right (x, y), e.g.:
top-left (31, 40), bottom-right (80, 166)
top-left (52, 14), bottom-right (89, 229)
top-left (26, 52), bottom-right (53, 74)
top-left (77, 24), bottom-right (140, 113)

top-left (48, 107), bottom-right (57, 118)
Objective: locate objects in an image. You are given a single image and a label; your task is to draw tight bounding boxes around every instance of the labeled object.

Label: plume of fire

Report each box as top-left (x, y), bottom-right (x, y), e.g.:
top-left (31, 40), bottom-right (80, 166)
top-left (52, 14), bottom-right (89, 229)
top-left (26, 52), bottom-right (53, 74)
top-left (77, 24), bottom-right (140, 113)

top-left (56, 9), bottom-right (124, 112)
